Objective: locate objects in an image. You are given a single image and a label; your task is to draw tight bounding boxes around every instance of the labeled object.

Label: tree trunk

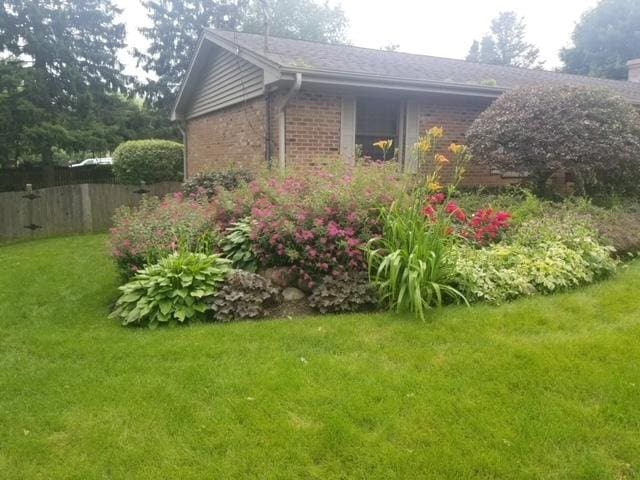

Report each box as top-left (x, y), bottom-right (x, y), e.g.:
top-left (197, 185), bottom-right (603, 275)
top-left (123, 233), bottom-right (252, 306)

top-left (573, 170), bottom-right (587, 197)
top-left (534, 170), bottom-right (553, 197)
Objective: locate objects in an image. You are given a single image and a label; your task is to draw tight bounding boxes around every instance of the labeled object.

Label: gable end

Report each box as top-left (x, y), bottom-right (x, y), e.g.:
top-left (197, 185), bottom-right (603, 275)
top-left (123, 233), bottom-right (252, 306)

top-left (185, 47), bottom-right (265, 119)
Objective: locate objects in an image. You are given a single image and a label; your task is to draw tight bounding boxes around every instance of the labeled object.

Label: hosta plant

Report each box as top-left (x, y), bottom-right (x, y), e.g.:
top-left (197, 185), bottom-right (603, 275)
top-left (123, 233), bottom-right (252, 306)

top-left (366, 199), bottom-right (467, 321)
top-left (110, 252), bottom-right (231, 327)
top-left (207, 270), bottom-right (281, 322)
top-left (308, 272), bottom-right (379, 314)
top-left (219, 217), bottom-right (258, 272)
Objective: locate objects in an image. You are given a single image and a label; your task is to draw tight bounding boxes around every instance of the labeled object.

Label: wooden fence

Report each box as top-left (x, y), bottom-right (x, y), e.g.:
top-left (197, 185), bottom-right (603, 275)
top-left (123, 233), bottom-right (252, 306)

top-left (0, 182), bottom-right (182, 242)
top-left (0, 166), bottom-right (115, 192)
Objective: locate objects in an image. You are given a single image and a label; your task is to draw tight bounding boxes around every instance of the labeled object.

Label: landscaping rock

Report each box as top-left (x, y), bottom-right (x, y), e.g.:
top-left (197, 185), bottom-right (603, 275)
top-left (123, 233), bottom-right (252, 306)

top-left (282, 287), bottom-right (306, 302)
top-left (259, 267), bottom-right (293, 288)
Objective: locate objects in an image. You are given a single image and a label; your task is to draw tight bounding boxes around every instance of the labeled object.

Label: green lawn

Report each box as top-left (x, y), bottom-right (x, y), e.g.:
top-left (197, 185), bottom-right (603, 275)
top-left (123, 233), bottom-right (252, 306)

top-left (1, 235), bottom-right (640, 479)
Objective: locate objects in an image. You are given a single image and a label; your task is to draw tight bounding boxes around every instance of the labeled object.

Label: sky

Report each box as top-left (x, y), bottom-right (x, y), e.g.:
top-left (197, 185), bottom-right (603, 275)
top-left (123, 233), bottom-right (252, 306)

top-left (115, 0), bottom-right (599, 78)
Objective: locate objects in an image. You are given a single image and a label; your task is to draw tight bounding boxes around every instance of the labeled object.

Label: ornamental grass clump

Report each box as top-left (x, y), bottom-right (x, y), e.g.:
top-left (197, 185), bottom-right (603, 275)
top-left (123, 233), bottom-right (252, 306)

top-left (110, 251), bottom-right (231, 327)
top-left (366, 199), bottom-right (468, 321)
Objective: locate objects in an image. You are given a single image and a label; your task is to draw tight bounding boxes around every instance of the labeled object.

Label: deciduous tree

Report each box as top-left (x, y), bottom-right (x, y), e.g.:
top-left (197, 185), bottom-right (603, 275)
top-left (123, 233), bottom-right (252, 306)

top-left (561, 0), bottom-right (640, 79)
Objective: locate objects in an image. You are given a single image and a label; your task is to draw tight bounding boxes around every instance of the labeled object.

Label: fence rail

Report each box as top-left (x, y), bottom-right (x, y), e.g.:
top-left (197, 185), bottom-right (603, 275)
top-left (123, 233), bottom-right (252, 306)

top-left (0, 166), bottom-right (115, 192)
top-left (0, 182), bottom-right (182, 242)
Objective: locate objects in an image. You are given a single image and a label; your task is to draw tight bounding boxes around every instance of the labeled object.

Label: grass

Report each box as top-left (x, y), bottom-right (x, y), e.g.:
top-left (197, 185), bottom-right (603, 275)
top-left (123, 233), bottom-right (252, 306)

top-left (1, 235), bottom-right (640, 479)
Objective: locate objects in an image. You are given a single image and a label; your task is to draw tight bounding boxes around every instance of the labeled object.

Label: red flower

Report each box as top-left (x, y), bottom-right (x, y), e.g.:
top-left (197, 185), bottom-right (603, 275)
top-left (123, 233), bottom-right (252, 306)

top-left (445, 201), bottom-right (467, 222)
top-left (428, 192), bottom-right (446, 205)
top-left (423, 205), bottom-right (436, 219)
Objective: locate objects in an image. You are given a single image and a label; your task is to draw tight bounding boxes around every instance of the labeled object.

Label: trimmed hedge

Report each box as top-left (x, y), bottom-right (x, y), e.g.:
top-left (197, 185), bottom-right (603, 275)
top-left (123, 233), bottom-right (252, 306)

top-left (113, 139), bottom-right (183, 184)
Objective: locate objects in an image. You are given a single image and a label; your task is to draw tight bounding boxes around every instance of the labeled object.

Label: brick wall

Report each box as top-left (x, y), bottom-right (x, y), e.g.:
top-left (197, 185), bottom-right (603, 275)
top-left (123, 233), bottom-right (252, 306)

top-left (185, 97), bottom-right (268, 176)
top-left (418, 96), bottom-right (520, 188)
top-left (283, 90), bottom-right (342, 167)
top-left (185, 89), bottom-right (527, 188)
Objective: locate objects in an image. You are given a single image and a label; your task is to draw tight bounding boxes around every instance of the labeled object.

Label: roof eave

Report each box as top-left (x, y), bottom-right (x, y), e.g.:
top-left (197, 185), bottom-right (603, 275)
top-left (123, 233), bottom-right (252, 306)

top-left (171, 33), bottom-right (207, 121)
top-left (282, 68), bottom-right (640, 104)
top-left (280, 68), bottom-right (507, 98)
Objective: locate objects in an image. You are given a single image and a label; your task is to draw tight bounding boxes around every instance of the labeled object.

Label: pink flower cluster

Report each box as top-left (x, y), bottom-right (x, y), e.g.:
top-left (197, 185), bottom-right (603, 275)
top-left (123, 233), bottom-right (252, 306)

top-left (251, 199), bottom-right (374, 288)
top-left (110, 194), bottom-right (217, 277)
top-left (240, 166), bottom-right (402, 287)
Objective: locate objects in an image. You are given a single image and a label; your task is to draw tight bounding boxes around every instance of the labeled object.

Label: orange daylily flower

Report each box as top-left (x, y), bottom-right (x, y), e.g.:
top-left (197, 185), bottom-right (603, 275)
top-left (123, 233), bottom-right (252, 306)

top-left (448, 143), bottom-right (466, 155)
top-left (435, 154), bottom-right (450, 165)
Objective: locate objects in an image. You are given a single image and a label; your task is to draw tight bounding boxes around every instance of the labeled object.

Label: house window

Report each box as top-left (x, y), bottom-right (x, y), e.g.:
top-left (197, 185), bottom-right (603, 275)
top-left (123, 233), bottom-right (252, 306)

top-left (356, 97), bottom-right (402, 161)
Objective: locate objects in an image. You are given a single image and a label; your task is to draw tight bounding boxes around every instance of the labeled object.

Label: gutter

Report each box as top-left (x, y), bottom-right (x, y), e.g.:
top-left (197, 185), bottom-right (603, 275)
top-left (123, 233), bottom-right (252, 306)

top-left (280, 69), bottom-right (506, 99)
top-left (275, 72), bottom-right (302, 172)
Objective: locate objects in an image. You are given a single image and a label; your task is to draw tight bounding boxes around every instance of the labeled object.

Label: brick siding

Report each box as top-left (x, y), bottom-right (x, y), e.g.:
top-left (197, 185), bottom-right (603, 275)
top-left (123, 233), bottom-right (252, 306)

top-left (283, 90), bottom-right (342, 167)
top-left (185, 97), bottom-right (268, 176)
top-left (185, 88), bottom-right (526, 188)
top-left (418, 96), bottom-right (520, 188)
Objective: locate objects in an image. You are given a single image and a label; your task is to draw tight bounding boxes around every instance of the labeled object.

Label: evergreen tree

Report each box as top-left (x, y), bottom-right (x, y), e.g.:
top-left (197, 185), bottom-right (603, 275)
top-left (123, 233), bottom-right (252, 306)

top-left (135, 0), bottom-right (348, 114)
top-left (466, 11), bottom-right (542, 68)
top-left (0, 0), bottom-right (129, 164)
top-left (0, 59), bottom-right (38, 167)
top-left (466, 40), bottom-right (480, 62)
top-left (561, 0), bottom-right (640, 79)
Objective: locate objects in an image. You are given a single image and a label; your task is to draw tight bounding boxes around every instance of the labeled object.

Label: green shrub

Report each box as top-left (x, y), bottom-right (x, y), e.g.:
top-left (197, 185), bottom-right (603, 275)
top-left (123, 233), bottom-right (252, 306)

top-left (219, 218), bottom-right (258, 272)
top-left (183, 170), bottom-right (254, 199)
top-left (466, 85), bottom-right (640, 196)
top-left (453, 216), bottom-right (617, 304)
top-left (207, 270), bottom-right (281, 322)
top-left (366, 199), bottom-right (467, 321)
top-left (308, 272), bottom-right (378, 314)
top-left (110, 252), bottom-right (231, 327)
top-left (112, 139), bottom-right (183, 184)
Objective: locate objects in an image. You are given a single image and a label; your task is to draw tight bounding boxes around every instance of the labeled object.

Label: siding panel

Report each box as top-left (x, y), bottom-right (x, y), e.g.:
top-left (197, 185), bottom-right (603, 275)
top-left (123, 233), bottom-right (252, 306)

top-left (187, 50), bottom-right (265, 119)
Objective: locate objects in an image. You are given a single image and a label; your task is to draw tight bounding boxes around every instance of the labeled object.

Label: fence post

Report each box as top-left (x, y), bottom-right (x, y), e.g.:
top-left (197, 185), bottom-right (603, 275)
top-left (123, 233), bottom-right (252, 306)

top-left (23, 183), bottom-right (42, 235)
top-left (80, 183), bottom-right (93, 233)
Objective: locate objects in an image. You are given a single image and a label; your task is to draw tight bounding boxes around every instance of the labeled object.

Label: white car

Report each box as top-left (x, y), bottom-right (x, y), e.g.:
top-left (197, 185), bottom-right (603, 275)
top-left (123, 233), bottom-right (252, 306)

top-left (70, 157), bottom-right (113, 167)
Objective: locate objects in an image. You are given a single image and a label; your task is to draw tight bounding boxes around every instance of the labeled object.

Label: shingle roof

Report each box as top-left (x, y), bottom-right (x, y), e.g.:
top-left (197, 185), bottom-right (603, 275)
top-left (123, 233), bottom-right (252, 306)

top-left (212, 30), bottom-right (640, 103)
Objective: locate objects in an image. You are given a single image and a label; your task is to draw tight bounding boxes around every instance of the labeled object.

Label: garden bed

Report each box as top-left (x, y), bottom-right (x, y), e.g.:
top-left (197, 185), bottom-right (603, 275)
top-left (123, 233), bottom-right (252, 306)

top-left (108, 141), bottom-right (635, 326)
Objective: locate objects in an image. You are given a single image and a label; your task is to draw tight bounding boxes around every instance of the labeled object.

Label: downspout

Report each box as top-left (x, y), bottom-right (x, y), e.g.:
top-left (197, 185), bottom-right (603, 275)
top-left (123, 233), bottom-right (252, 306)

top-left (275, 73), bottom-right (302, 172)
top-left (265, 91), bottom-right (272, 168)
top-left (178, 120), bottom-right (188, 181)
